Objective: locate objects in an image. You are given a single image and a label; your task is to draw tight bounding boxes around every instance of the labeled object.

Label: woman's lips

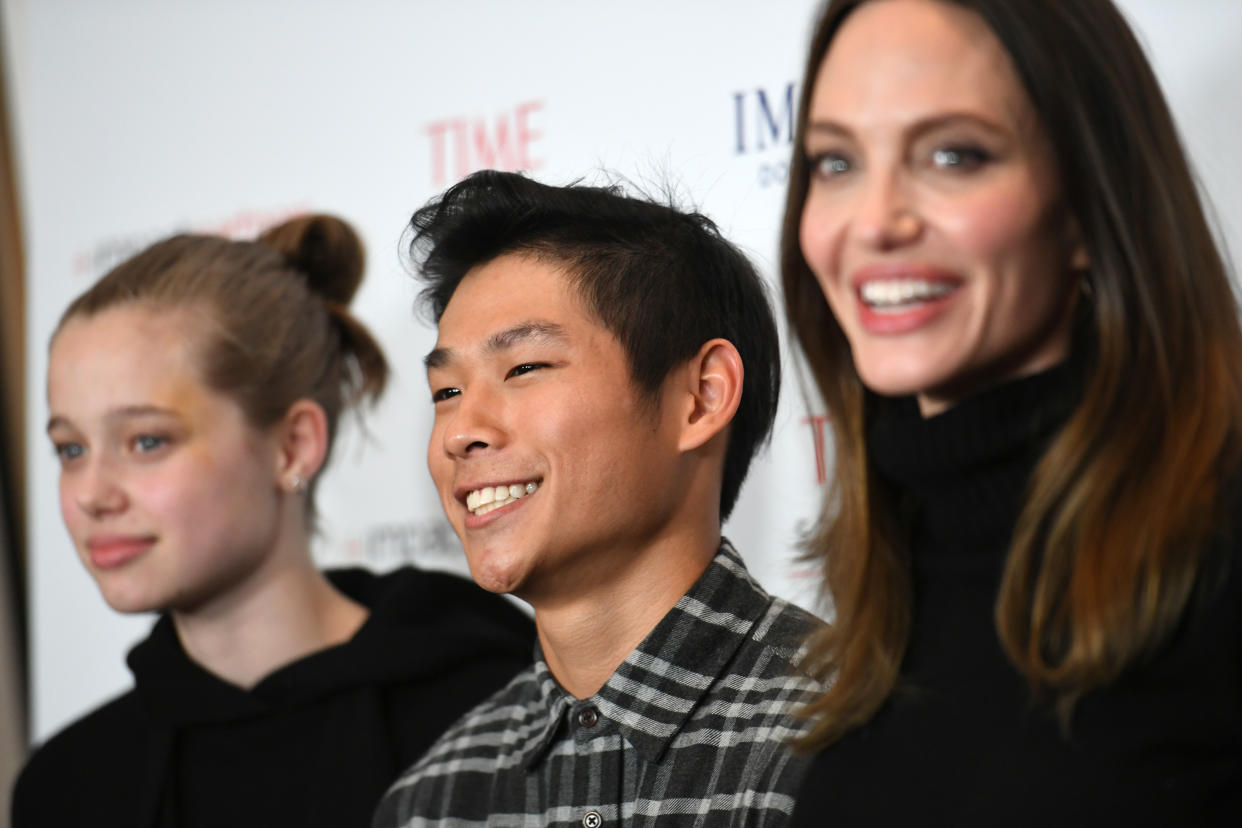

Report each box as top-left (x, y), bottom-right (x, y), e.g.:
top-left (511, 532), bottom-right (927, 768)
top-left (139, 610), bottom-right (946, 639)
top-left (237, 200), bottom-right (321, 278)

top-left (851, 265), bottom-right (963, 335)
top-left (857, 290), bottom-right (958, 334)
top-left (86, 535), bottom-right (155, 569)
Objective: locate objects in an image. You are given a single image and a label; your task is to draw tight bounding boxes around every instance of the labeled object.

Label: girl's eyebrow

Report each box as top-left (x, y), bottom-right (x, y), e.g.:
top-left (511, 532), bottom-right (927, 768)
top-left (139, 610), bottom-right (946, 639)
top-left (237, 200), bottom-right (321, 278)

top-left (46, 405), bottom-right (179, 433)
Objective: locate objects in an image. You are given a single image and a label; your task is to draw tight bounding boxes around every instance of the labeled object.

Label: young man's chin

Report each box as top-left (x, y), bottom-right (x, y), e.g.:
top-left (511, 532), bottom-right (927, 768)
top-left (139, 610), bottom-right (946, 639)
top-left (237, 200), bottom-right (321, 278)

top-left (465, 548), bottom-right (532, 597)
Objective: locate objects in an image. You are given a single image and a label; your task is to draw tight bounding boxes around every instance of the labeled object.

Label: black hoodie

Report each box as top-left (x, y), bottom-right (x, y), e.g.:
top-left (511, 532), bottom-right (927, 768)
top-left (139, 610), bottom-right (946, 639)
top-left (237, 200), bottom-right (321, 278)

top-left (12, 567), bottom-right (534, 827)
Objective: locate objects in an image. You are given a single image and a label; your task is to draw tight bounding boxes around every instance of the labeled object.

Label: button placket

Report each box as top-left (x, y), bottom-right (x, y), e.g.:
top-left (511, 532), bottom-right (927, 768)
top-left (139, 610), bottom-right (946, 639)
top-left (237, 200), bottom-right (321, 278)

top-left (571, 705), bottom-right (607, 828)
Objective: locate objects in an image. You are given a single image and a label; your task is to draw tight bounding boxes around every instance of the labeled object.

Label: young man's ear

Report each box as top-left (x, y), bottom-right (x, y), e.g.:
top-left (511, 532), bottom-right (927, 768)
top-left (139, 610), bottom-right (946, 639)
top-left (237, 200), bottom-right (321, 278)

top-left (677, 338), bottom-right (744, 453)
top-left (274, 399), bottom-right (330, 494)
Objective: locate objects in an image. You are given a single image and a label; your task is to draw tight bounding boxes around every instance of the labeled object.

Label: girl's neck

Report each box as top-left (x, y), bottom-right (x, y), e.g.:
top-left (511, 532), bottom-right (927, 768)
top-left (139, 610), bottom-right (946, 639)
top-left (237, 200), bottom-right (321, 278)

top-left (171, 540), bottom-right (367, 689)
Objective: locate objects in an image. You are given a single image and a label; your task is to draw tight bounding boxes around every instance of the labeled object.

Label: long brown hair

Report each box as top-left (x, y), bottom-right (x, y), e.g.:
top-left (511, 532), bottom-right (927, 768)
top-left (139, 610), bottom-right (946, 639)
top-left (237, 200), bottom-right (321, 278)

top-left (55, 214), bottom-right (389, 515)
top-left (782, 0), bottom-right (1242, 749)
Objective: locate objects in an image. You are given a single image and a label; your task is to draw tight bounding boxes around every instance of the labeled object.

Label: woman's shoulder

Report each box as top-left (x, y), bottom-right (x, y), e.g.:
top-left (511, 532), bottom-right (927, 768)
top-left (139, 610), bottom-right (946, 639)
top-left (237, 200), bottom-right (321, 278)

top-left (20, 688), bottom-right (145, 766)
top-left (1197, 477), bottom-right (1242, 599)
top-left (316, 567), bottom-right (535, 769)
top-left (12, 690), bottom-right (149, 825)
top-left (326, 565), bottom-right (533, 639)
top-left (303, 566), bottom-right (534, 693)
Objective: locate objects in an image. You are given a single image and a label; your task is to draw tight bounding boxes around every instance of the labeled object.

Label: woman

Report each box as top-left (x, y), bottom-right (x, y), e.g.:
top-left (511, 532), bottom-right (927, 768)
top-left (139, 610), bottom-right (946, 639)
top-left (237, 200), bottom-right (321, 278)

top-left (13, 215), bottom-right (533, 827)
top-left (782, 0), bottom-right (1242, 824)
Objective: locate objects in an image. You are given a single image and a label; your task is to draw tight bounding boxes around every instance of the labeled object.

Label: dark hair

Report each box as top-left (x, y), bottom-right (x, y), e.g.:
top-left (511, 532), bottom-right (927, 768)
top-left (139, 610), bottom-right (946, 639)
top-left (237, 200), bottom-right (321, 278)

top-left (408, 170), bottom-right (781, 520)
top-left (782, 0), bottom-right (1242, 748)
top-left (56, 214), bottom-right (390, 514)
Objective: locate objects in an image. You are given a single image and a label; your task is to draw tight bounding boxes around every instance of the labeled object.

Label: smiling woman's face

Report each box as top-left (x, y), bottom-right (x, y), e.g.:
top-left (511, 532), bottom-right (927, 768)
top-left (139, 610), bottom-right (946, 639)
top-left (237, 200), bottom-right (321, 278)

top-left (799, 0), bottom-right (1088, 416)
top-left (47, 305), bottom-right (285, 614)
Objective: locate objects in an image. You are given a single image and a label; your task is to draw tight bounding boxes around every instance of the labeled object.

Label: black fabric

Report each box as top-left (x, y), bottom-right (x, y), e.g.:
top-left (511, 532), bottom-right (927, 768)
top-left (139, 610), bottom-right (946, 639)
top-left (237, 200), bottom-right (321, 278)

top-left (11, 567), bottom-right (535, 828)
top-left (792, 362), bottom-right (1242, 827)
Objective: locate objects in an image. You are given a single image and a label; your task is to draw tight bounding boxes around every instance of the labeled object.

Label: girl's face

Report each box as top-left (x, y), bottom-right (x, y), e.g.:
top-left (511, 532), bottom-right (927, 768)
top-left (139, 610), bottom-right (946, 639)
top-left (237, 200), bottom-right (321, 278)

top-left (799, 0), bottom-right (1087, 416)
top-left (47, 305), bottom-right (287, 615)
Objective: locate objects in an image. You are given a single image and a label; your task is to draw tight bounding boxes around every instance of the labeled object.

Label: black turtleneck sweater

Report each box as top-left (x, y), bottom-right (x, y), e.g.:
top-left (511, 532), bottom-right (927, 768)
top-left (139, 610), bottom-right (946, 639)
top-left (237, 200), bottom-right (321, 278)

top-left (12, 567), bottom-right (534, 828)
top-left (791, 363), bottom-right (1242, 826)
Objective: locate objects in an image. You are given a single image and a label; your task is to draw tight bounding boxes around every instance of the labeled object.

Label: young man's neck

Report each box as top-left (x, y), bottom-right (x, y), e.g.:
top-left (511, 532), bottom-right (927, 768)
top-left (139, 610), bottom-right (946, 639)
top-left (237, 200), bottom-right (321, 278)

top-left (532, 527), bottom-right (721, 699)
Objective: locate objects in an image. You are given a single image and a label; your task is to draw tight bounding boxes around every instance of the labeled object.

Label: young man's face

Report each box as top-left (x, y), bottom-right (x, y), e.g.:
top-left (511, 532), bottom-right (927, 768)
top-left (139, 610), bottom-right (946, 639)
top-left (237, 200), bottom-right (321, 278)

top-left (425, 253), bottom-right (689, 605)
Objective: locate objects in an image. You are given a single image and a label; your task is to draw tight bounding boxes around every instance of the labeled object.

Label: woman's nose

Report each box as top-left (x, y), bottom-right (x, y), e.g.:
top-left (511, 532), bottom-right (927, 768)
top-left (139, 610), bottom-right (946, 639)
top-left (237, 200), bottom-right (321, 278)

top-left (72, 457), bottom-right (127, 518)
top-left (854, 170), bottom-right (924, 250)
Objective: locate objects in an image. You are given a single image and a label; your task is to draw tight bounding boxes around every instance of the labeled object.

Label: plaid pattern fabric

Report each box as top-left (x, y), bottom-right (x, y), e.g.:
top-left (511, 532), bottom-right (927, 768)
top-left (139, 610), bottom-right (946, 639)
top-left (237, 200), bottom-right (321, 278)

top-left (373, 541), bottom-right (825, 827)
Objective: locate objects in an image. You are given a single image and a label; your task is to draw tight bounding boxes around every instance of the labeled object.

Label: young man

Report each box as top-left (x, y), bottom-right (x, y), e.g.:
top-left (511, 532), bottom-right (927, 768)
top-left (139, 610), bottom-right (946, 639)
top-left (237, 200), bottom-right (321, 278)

top-left (374, 171), bottom-right (823, 827)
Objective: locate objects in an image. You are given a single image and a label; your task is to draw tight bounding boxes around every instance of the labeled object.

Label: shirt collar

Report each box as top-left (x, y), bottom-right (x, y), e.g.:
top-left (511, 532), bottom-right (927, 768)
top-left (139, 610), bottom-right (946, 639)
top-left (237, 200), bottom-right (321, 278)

top-left (520, 540), bottom-right (774, 768)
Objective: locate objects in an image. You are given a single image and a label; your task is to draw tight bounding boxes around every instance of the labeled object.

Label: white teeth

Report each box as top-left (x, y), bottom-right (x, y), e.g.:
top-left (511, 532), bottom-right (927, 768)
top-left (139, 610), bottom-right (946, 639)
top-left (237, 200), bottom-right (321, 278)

top-left (465, 480), bottom-right (540, 516)
top-left (860, 279), bottom-right (956, 309)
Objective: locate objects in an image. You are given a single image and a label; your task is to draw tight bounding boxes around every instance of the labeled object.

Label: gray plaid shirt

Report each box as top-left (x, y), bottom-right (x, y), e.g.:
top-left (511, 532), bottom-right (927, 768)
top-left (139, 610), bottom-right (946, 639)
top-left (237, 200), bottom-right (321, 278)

top-left (373, 541), bottom-right (824, 827)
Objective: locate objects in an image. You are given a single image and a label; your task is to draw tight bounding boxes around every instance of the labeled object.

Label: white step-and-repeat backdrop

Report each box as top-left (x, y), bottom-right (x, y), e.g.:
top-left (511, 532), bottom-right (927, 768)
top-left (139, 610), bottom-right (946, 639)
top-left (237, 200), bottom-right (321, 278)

top-left (5, 0), bottom-right (1240, 743)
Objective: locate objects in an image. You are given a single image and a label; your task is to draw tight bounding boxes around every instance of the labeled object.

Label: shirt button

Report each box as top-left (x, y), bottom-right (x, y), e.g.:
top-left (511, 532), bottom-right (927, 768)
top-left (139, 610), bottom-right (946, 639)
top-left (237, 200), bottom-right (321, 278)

top-left (582, 811), bottom-right (602, 828)
top-left (577, 707), bottom-right (599, 728)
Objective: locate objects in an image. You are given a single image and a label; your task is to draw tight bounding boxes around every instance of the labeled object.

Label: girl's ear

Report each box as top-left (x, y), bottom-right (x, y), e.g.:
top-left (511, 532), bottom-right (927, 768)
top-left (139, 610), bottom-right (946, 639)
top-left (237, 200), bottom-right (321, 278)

top-left (274, 399), bottom-right (329, 493)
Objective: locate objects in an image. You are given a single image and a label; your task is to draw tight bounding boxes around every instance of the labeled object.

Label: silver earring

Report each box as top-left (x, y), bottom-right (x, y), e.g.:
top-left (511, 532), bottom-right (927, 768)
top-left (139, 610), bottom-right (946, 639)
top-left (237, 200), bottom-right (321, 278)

top-left (289, 474), bottom-right (305, 493)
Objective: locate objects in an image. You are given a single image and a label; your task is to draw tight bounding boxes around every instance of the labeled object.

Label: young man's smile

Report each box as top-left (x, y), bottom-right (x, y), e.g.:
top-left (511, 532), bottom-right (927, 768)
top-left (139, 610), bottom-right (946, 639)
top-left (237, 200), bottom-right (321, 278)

top-left (426, 253), bottom-right (683, 602)
top-left (461, 478), bottom-right (541, 523)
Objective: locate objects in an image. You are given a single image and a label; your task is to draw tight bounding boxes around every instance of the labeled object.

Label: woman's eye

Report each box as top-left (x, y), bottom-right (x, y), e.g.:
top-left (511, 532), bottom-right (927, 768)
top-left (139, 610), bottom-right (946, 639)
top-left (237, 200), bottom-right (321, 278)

top-left (133, 434), bottom-right (167, 453)
top-left (506, 363), bottom-right (547, 379)
top-left (53, 442), bottom-right (85, 463)
top-left (810, 152), bottom-right (853, 178)
top-left (431, 387), bottom-right (461, 403)
top-left (931, 145), bottom-right (992, 171)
